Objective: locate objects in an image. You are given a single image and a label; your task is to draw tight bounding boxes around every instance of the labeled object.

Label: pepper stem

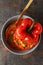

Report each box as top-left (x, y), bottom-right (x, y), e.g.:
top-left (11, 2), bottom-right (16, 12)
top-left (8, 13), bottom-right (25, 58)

top-left (27, 20), bottom-right (35, 32)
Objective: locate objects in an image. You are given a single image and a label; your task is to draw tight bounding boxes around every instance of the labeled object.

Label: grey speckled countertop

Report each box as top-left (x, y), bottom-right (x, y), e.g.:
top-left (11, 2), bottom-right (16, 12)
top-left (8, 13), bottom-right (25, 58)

top-left (0, 0), bottom-right (43, 65)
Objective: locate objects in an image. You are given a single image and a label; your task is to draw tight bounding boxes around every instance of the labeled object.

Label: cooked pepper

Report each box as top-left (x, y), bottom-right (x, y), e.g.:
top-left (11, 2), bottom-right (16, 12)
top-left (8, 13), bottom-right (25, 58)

top-left (14, 18), bottom-right (42, 50)
top-left (5, 18), bottom-right (42, 50)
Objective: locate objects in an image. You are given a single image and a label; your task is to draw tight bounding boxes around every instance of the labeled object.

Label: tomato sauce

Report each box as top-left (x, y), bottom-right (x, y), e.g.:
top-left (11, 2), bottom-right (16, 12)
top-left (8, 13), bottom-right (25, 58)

top-left (5, 19), bottom-right (23, 51)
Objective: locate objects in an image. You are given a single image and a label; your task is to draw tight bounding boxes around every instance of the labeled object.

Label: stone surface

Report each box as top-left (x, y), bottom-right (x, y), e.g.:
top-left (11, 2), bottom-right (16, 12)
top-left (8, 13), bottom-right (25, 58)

top-left (0, 0), bottom-right (43, 65)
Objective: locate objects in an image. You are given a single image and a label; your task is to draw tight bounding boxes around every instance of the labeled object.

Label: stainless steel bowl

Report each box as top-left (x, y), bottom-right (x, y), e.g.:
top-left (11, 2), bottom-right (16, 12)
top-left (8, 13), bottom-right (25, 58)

top-left (1, 15), bottom-right (41, 55)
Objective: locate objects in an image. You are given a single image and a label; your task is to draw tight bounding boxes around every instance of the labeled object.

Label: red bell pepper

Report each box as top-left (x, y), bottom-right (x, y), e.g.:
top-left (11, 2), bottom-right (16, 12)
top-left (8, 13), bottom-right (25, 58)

top-left (14, 18), bottom-right (42, 50)
top-left (5, 18), bottom-right (42, 50)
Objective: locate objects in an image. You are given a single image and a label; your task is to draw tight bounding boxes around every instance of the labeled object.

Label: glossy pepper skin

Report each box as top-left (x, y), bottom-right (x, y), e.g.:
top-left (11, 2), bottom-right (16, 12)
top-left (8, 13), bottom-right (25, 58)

top-left (32, 22), bottom-right (42, 35)
top-left (14, 18), bottom-right (42, 50)
top-left (14, 18), bottom-right (33, 44)
top-left (5, 18), bottom-right (42, 50)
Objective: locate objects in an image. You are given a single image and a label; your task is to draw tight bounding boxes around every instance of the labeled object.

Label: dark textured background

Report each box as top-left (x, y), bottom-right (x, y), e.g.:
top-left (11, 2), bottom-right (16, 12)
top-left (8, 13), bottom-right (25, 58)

top-left (0, 0), bottom-right (43, 65)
